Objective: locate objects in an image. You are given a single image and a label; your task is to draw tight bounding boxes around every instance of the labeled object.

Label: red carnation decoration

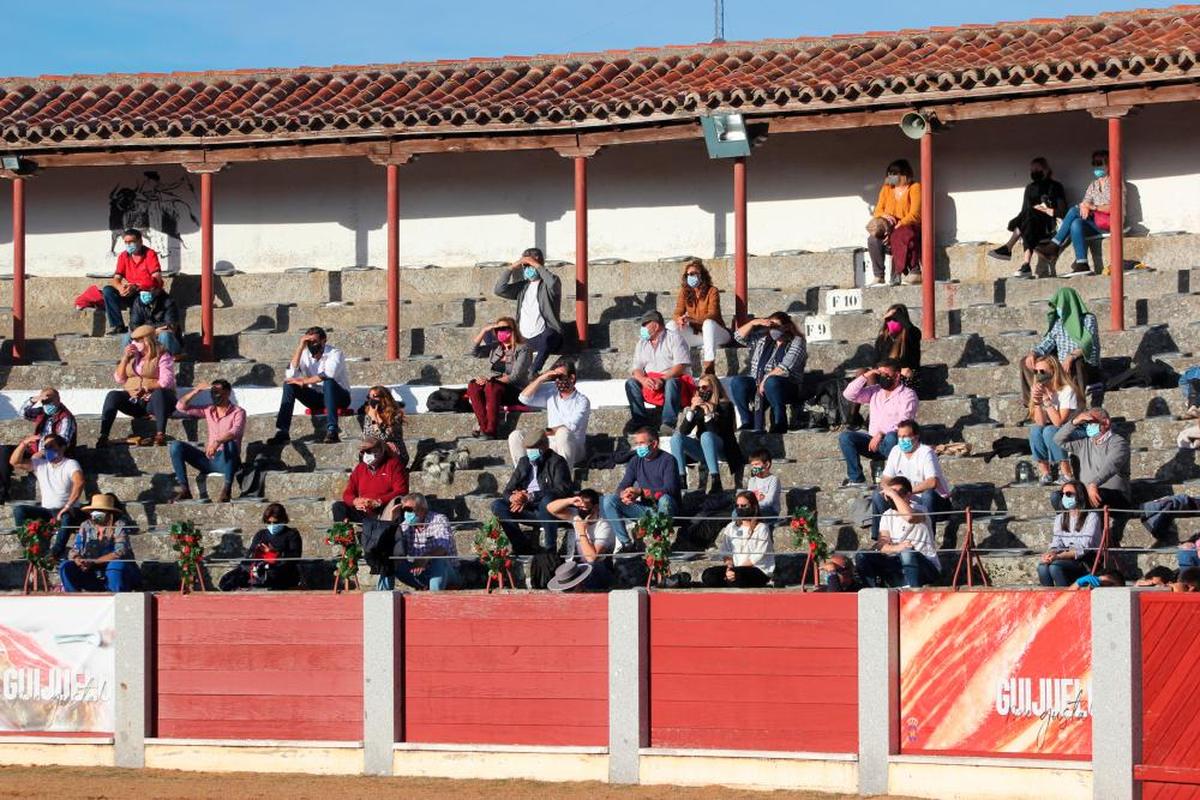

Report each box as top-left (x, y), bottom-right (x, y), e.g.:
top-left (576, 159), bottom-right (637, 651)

top-left (654, 491), bottom-right (663, 500)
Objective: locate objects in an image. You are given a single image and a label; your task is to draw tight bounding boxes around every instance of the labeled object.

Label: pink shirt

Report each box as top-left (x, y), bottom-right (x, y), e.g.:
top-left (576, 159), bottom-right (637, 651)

top-left (176, 401), bottom-right (247, 450)
top-left (114, 351), bottom-right (176, 391)
top-left (843, 375), bottom-right (918, 436)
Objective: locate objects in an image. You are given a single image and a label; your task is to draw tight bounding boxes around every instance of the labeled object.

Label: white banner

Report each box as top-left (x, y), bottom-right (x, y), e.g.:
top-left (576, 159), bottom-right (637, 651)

top-left (0, 597), bottom-right (115, 733)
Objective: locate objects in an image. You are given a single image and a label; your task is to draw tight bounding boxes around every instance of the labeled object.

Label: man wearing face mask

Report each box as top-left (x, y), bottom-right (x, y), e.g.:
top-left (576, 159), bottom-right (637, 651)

top-left (270, 326), bottom-right (352, 445)
top-left (388, 493), bottom-right (459, 592)
top-left (332, 437), bottom-right (410, 525)
top-left (867, 419), bottom-right (951, 540)
top-left (0, 387), bottom-right (76, 505)
top-left (855, 477), bottom-right (941, 588)
top-left (490, 430), bottom-right (573, 554)
top-left (626, 310), bottom-right (691, 434)
top-left (8, 433), bottom-right (84, 559)
top-left (170, 380), bottom-right (247, 503)
top-left (494, 247), bottom-right (563, 372)
top-left (126, 284), bottom-right (182, 355)
top-left (600, 427), bottom-right (681, 550)
top-left (508, 359), bottom-right (590, 469)
top-left (839, 359), bottom-right (918, 487)
top-left (1053, 408), bottom-right (1131, 511)
top-left (103, 228), bottom-right (163, 335)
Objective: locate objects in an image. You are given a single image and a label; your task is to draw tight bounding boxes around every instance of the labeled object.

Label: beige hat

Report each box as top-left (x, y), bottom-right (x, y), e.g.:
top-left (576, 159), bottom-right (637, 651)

top-left (129, 324), bottom-right (157, 341)
top-left (522, 429), bottom-right (549, 449)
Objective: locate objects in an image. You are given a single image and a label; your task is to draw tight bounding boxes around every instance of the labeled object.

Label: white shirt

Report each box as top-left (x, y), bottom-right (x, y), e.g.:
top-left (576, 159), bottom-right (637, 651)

top-left (518, 384), bottom-right (591, 449)
top-left (285, 344), bottom-right (350, 391)
top-left (716, 521), bottom-right (775, 575)
top-left (878, 499), bottom-right (939, 566)
top-left (569, 511), bottom-right (615, 554)
top-left (1041, 385), bottom-right (1078, 414)
top-left (883, 443), bottom-right (950, 498)
top-left (32, 455), bottom-right (81, 509)
top-left (747, 474), bottom-right (781, 511)
top-left (518, 279), bottom-right (546, 339)
top-left (633, 329), bottom-right (691, 374)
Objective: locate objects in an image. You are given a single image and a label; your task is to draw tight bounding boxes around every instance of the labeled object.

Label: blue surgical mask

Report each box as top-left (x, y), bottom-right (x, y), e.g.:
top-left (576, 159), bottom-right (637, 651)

top-left (267, 523), bottom-right (285, 535)
top-left (639, 326), bottom-right (651, 341)
top-left (523, 266), bottom-right (538, 281)
top-left (634, 444), bottom-right (651, 458)
top-left (1061, 495), bottom-right (1078, 510)
top-left (1085, 423), bottom-right (1102, 438)
top-left (125, 243), bottom-right (138, 255)
top-left (403, 510), bottom-right (418, 525)
top-left (898, 437), bottom-right (915, 454)
top-left (139, 291), bottom-right (154, 305)
top-left (42, 448), bottom-right (59, 462)
top-left (526, 448), bottom-right (541, 462)
top-left (686, 274), bottom-right (700, 288)
top-left (1093, 167), bottom-right (1107, 179)
top-left (42, 403), bottom-right (58, 416)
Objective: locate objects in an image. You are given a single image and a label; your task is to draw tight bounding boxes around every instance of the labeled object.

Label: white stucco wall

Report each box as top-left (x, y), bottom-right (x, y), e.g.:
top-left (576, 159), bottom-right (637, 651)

top-left (0, 103), bottom-right (1196, 276)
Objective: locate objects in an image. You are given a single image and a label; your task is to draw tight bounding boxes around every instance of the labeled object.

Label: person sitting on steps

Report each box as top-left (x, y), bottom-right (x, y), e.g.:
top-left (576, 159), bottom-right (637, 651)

top-left (665, 258), bottom-right (731, 375)
top-left (331, 437), bottom-right (410, 524)
top-left (838, 359), bottom-right (918, 488)
top-left (1036, 149), bottom-right (1121, 279)
top-left (508, 359), bottom-right (590, 470)
top-left (493, 247), bottom-right (563, 372)
top-left (1037, 480), bottom-right (1101, 587)
top-left (728, 312), bottom-right (807, 433)
top-left (97, 324), bottom-right (177, 448)
top-left (466, 316), bottom-right (533, 440)
top-left (102, 228), bottom-right (162, 335)
top-left (865, 159), bottom-right (922, 287)
top-left (1027, 355), bottom-right (1083, 486)
top-left (667, 372), bottom-right (743, 494)
top-left (170, 380), bottom-right (247, 504)
top-left (1020, 287), bottom-right (1102, 408)
top-left (124, 284), bottom-right (182, 356)
top-left (988, 156), bottom-right (1067, 278)
top-left (600, 427), bottom-right (681, 551)
top-left (701, 491), bottom-right (775, 588)
top-left (625, 310), bottom-right (691, 435)
top-left (269, 327), bottom-right (351, 445)
top-left (359, 386), bottom-right (409, 467)
top-left (489, 430), bottom-right (573, 555)
top-left (59, 493), bottom-right (142, 593)
top-left (0, 387), bottom-right (76, 505)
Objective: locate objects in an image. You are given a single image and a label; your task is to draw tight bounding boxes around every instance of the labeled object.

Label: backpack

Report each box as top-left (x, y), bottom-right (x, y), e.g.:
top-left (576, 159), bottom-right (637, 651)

top-left (528, 552), bottom-right (563, 590)
top-left (803, 373), bottom-right (852, 430)
top-left (425, 388), bottom-right (468, 413)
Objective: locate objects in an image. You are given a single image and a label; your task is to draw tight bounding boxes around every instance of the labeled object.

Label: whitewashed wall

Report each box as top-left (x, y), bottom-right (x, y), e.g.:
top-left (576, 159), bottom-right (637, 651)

top-left (0, 103), bottom-right (1196, 277)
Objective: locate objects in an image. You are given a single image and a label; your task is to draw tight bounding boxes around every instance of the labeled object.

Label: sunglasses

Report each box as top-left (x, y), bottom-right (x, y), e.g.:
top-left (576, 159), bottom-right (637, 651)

top-left (735, 504), bottom-right (753, 511)
top-left (401, 506), bottom-right (416, 513)
top-left (1062, 492), bottom-right (1077, 498)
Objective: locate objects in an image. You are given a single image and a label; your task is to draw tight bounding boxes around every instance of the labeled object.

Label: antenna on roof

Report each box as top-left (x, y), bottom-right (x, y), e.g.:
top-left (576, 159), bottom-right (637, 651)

top-left (713, 0), bottom-right (725, 43)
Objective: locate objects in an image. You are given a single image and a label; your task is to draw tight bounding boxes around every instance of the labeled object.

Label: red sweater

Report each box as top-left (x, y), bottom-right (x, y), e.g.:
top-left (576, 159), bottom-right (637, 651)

top-left (342, 453), bottom-right (409, 506)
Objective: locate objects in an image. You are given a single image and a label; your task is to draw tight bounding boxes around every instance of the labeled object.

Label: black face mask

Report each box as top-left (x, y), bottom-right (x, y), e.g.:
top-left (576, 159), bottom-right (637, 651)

top-left (1030, 170), bottom-right (1046, 182)
top-left (307, 342), bottom-right (324, 357)
top-left (876, 374), bottom-right (895, 390)
top-left (698, 390), bottom-right (712, 401)
top-left (1034, 370), bottom-right (1051, 384)
top-left (210, 391), bottom-right (227, 404)
top-left (554, 379), bottom-right (573, 393)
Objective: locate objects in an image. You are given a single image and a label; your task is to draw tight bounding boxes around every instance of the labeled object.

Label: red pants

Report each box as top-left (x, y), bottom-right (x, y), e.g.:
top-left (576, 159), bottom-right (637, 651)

top-left (465, 378), bottom-right (519, 436)
top-left (890, 223), bottom-right (921, 273)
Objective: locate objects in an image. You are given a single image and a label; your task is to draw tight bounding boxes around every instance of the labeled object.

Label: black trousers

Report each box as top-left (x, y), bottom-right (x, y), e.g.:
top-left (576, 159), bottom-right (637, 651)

top-left (1007, 208), bottom-right (1058, 250)
top-left (100, 388), bottom-right (177, 439)
top-left (701, 565), bottom-right (771, 588)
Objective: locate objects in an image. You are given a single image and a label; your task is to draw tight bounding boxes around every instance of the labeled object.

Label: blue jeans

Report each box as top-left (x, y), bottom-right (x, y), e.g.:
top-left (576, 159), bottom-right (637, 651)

top-left (668, 431), bottom-right (724, 475)
top-left (1029, 424), bottom-right (1082, 464)
top-left (1037, 558), bottom-right (1090, 587)
top-left (169, 440), bottom-right (240, 491)
top-left (101, 285), bottom-right (135, 329)
top-left (838, 430), bottom-right (898, 483)
top-left (58, 559), bottom-right (141, 592)
top-left (1052, 205), bottom-right (1102, 263)
top-left (489, 496), bottom-right (559, 553)
top-left (276, 378), bottom-right (352, 435)
top-left (868, 490), bottom-right (952, 541)
top-left (855, 550), bottom-right (940, 588)
top-left (625, 377), bottom-right (682, 429)
top-left (1179, 548), bottom-right (1199, 569)
top-left (600, 492), bottom-right (680, 546)
top-left (1179, 366), bottom-right (1200, 407)
top-left (121, 331), bottom-right (181, 356)
top-left (728, 375), bottom-right (800, 430)
top-left (378, 558), bottom-right (459, 592)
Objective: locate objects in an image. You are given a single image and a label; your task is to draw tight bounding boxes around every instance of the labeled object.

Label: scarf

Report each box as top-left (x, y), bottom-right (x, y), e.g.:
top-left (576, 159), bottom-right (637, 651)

top-left (1046, 288), bottom-right (1093, 355)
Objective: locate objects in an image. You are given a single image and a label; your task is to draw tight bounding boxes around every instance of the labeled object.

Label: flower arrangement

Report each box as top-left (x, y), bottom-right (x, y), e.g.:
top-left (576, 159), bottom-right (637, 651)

top-left (472, 515), bottom-right (514, 591)
top-left (169, 520), bottom-right (207, 594)
top-left (325, 521), bottom-right (361, 593)
top-left (789, 507), bottom-right (828, 589)
top-left (632, 509), bottom-right (674, 588)
top-left (19, 518), bottom-right (55, 593)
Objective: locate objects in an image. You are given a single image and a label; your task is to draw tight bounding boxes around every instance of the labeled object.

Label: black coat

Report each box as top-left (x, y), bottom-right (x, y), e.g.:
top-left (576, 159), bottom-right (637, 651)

top-left (503, 449), bottom-right (573, 499)
top-left (245, 526), bottom-right (302, 589)
top-left (677, 399), bottom-right (745, 472)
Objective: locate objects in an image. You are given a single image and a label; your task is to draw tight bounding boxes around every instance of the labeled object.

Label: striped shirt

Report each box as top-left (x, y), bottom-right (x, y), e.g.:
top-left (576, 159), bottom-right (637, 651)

top-left (1032, 315), bottom-right (1100, 367)
top-left (734, 328), bottom-right (807, 383)
top-left (402, 511), bottom-right (457, 558)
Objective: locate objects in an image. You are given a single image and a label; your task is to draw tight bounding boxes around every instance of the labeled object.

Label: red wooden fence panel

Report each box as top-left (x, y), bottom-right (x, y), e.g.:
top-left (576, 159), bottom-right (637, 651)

top-left (403, 593), bottom-right (608, 746)
top-left (1137, 594), bottom-right (1200, 796)
top-left (649, 592), bottom-right (858, 753)
top-left (155, 594), bottom-right (363, 741)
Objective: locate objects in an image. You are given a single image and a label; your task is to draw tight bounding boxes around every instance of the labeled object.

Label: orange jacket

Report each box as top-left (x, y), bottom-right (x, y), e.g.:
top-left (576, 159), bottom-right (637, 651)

top-left (873, 183), bottom-right (922, 227)
top-left (673, 285), bottom-right (725, 331)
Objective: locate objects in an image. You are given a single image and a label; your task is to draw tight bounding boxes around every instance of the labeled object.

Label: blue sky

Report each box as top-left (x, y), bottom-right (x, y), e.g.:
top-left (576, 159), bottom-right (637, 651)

top-left (0, 0), bottom-right (1182, 76)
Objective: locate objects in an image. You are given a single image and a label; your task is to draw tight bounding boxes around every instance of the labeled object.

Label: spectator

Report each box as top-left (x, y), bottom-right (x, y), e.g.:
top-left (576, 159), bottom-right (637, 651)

top-left (1175, 567), bottom-right (1200, 593)
top-left (867, 419), bottom-right (951, 540)
top-left (988, 157), bottom-right (1068, 278)
top-left (873, 304), bottom-right (922, 386)
top-left (508, 360), bottom-right (590, 470)
top-left (746, 449), bottom-right (781, 521)
top-left (360, 385), bottom-right (408, 467)
top-left (169, 380), bottom-right (246, 503)
top-left (102, 229), bottom-right (163, 335)
top-left (1028, 355), bottom-right (1083, 485)
top-left (668, 372), bottom-right (742, 494)
top-left (821, 554), bottom-right (861, 592)
top-left (1021, 288), bottom-right (1101, 407)
top-left (865, 159), bottom-right (922, 287)
top-left (220, 503), bottom-right (303, 591)
top-left (701, 491), bottom-right (774, 587)
top-left (1135, 565), bottom-right (1177, 588)
top-left (728, 312), bottom-right (807, 433)
top-left (331, 437), bottom-right (409, 524)
top-left (124, 284), bottom-right (182, 355)
top-left (59, 493), bottom-right (141, 593)
top-left (467, 316), bottom-right (533, 439)
top-left (494, 248), bottom-right (563, 372)
top-left (600, 427), bottom-right (681, 550)
top-left (665, 258), bottom-right (731, 375)
top-left (1037, 480), bottom-right (1101, 587)
top-left (1072, 570), bottom-right (1126, 590)
top-left (269, 327), bottom-right (351, 445)
top-left (489, 430), bottom-right (573, 554)
top-left (1037, 150), bottom-right (1120, 278)
top-left (839, 359), bottom-right (918, 487)
top-left (0, 388), bottom-right (76, 505)
top-left (1178, 535), bottom-right (1200, 572)
top-left (1053, 408), bottom-right (1131, 511)
top-left (1179, 365), bottom-right (1200, 420)
top-left (855, 476), bottom-right (940, 588)
top-left (548, 490), bottom-right (616, 563)
top-left (97, 325), bottom-right (177, 448)
top-left (626, 310), bottom-right (691, 434)
top-left (8, 433), bottom-right (83, 557)
top-left (384, 493), bottom-right (459, 592)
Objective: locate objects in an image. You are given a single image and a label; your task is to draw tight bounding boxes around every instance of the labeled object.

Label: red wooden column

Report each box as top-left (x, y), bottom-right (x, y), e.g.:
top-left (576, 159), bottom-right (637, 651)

top-left (1107, 114), bottom-right (1126, 332)
top-left (919, 131), bottom-right (936, 341)
top-left (10, 176), bottom-right (25, 363)
top-left (557, 145), bottom-right (600, 347)
top-left (184, 161), bottom-right (224, 362)
top-left (386, 162), bottom-right (400, 360)
top-left (733, 156), bottom-right (748, 326)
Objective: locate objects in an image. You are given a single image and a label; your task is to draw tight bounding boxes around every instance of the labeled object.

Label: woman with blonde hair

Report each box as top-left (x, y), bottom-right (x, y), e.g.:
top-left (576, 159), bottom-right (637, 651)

top-left (361, 385), bottom-right (408, 467)
top-left (466, 316), bottom-right (532, 439)
top-left (96, 324), bottom-right (177, 447)
top-left (667, 371), bottom-right (744, 494)
top-left (665, 258), bottom-right (730, 375)
top-left (1028, 353), bottom-right (1083, 485)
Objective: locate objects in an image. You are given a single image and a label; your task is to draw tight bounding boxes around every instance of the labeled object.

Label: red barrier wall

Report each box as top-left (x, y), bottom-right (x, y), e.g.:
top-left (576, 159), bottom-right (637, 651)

top-left (1137, 594), bottom-right (1200, 798)
top-left (403, 593), bottom-right (608, 746)
top-left (648, 593), bottom-right (858, 753)
top-left (155, 595), bottom-right (363, 741)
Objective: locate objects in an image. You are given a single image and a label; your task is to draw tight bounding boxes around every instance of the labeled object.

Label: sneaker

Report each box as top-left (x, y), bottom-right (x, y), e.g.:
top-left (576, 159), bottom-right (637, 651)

top-left (988, 245), bottom-right (1013, 261)
top-left (1066, 262), bottom-right (1091, 278)
top-left (1057, 474), bottom-right (1073, 485)
top-left (170, 486), bottom-right (193, 504)
top-left (863, 276), bottom-right (884, 288)
top-left (841, 478), bottom-right (867, 488)
top-left (889, 273), bottom-right (902, 286)
top-left (903, 272), bottom-right (922, 285)
top-left (1012, 265), bottom-right (1033, 279)
top-left (1038, 473), bottom-right (1054, 486)
top-left (266, 431), bottom-right (290, 445)
top-left (1035, 240), bottom-right (1062, 260)
top-left (106, 325), bottom-right (128, 335)
top-left (323, 431), bottom-right (341, 444)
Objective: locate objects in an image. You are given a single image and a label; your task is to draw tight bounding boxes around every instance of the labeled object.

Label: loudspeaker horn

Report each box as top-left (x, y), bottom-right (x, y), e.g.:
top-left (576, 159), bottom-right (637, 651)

top-left (899, 111), bottom-right (930, 140)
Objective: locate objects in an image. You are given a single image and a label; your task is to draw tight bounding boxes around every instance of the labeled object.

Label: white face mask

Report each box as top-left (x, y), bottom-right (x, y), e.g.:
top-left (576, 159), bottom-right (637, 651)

top-left (362, 452), bottom-right (377, 466)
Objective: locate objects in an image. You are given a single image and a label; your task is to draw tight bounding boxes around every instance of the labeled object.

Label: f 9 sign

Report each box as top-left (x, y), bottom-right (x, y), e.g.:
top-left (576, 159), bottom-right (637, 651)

top-left (804, 315), bottom-right (831, 342)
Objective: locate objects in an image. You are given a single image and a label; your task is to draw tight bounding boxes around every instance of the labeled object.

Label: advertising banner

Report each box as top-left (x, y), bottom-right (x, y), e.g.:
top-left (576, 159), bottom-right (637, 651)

top-left (899, 591), bottom-right (1091, 759)
top-left (0, 597), bottom-right (115, 734)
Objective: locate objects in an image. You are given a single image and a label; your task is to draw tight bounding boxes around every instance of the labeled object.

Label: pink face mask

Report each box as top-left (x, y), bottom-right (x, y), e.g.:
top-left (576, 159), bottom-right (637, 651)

top-left (885, 320), bottom-right (902, 336)
top-left (496, 329), bottom-right (512, 344)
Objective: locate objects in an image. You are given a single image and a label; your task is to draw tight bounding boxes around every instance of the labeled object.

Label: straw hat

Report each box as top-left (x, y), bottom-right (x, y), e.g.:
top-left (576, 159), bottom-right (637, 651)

top-left (547, 560), bottom-right (593, 592)
top-left (81, 493), bottom-right (121, 514)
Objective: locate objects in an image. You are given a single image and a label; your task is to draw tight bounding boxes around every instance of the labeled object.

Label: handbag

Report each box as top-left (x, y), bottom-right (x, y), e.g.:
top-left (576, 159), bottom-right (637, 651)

top-left (1092, 210), bottom-right (1111, 231)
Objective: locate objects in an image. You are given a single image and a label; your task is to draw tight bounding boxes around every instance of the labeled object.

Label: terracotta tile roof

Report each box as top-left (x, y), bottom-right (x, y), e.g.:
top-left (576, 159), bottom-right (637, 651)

top-left (1, 6), bottom-right (1198, 148)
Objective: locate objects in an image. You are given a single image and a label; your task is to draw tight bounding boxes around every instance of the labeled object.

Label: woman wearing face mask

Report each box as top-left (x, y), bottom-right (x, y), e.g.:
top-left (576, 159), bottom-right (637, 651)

top-left (701, 491), bottom-right (774, 587)
top-left (988, 157), bottom-right (1068, 278)
top-left (1037, 150), bottom-right (1123, 278)
top-left (1028, 355), bottom-right (1084, 486)
top-left (220, 503), bottom-right (303, 591)
top-left (665, 258), bottom-right (731, 375)
top-left (1038, 480), bottom-right (1101, 587)
top-left (1020, 287), bottom-right (1102, 408)
top-left (467, 316), bottom-right (533, 439)
top-left (360, 385), bottom-right (408, 468)
top-left (865, 159), bottom-right (922, 287)
top-left (125, 285), bottom-right (182, 355)
top-left (59, 493), bottom-right (141, 592)
top-left (667, 373), bottom-right (744, 494)
top-left (729, 312), bottom-right (807, 433)
top-left (97, 324), bottom-right (177, 447)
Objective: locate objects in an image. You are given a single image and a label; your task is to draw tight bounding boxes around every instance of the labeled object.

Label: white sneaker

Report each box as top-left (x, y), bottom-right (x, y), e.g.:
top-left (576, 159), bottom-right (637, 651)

top-left (903, 272), bottom-right (923, 285)
top-left (863, 276), bottom-right (883, 288)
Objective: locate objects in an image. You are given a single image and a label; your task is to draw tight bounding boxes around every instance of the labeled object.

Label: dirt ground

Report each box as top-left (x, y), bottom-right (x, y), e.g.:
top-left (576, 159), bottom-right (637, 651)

top-left (0, 766), bottom-right (910, 799)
